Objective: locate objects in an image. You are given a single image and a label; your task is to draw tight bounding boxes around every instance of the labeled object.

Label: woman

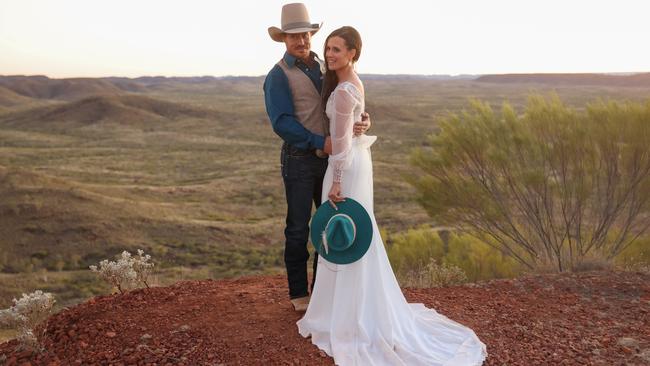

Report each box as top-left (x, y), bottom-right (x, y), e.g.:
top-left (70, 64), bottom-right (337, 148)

top-left (297, 26), bottom-right (488, 365)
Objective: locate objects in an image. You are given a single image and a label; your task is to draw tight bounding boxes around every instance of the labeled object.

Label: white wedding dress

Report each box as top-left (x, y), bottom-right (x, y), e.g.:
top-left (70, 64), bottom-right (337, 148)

top-left (297, 81), bottom-right (488, 365)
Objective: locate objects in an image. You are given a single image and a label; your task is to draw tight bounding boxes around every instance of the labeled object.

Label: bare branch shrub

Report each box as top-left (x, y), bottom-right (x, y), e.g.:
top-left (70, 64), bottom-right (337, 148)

top-left (409, 95), bottom-right (650, 271)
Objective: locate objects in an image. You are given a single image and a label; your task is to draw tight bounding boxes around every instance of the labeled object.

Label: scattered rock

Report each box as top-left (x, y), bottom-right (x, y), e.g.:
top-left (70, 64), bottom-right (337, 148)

top-left (617, 337), bottom-right (639, 349)
top-left (637, 349), bottom-right (650, 362)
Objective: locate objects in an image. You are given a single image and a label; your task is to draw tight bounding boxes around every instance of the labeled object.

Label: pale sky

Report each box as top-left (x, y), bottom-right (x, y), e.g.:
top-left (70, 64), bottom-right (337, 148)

top-left (1, 0), bottom-right (649, 78)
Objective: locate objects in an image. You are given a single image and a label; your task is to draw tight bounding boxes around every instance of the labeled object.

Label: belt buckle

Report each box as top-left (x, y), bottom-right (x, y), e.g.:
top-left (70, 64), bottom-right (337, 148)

top-left (314, 149), bottom-right (328, 158)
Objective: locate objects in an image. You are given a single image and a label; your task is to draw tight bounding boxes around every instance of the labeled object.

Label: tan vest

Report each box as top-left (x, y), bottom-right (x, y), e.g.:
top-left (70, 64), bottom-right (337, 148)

top-left (277, 59), bottom-right (329, 138)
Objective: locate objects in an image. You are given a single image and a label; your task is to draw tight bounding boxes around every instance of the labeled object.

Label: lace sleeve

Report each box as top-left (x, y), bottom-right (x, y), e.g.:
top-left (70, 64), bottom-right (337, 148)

top-left (329, 86), bottom-right (357, 183)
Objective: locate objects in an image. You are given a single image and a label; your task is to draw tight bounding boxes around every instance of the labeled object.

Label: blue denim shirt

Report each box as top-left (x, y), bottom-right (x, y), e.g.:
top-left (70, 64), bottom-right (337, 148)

top-left (263, 51), bottom-right (325, 151)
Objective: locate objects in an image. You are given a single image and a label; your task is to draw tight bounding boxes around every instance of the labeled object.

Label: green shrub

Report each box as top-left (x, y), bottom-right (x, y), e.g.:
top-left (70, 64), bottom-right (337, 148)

top-left (398, 258), bottom-right (467, 288)
top-left (385, 226), bottom-right (445, 274)
top-left (409, 95), bottom-right (650, 272)
top-left (386, 227), bottom-right (523, 283)
top-left (615, 236), bottom-right (650, 271)
top-left (444, 235), bottom-right (522, 281)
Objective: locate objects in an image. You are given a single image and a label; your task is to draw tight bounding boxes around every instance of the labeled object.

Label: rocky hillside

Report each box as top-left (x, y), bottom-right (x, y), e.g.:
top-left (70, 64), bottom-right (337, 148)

top-left (476, 73), bottom-right (650, 87)
top-left (0, 94), bottom-right (221, 128)
top-left (1, 270), bottom-right (648, 365)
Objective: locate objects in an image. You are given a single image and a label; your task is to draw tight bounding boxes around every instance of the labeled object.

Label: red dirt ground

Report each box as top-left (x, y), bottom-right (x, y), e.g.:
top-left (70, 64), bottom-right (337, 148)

top-left (1, 270), bottom-right (649, 365)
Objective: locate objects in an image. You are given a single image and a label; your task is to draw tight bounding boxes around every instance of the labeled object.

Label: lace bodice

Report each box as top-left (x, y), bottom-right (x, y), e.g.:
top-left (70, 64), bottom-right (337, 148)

top-left (325, 81), bottom-right (365, 183)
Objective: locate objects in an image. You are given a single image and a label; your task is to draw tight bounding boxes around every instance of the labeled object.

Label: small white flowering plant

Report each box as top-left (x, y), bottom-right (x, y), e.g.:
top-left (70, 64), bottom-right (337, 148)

top-left (90, 249), bottom-right (154, 293)
top-left (0, 290), bottom-right (55, 351)
top-left (132, 249), bottom-right (154, 288)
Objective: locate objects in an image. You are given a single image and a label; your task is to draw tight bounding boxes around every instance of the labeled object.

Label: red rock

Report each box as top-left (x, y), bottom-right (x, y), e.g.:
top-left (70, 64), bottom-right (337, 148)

top-left (0, 271), bottom-right (643, 366)
top-left (105, 331), bottom-right (117, 338)
top-left (123, 355), bottom-right (138, 364)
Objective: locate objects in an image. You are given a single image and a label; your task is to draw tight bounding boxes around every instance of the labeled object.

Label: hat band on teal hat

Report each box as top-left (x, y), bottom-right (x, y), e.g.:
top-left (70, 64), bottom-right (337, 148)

top-left (320, 214), bottom-right (356, 255)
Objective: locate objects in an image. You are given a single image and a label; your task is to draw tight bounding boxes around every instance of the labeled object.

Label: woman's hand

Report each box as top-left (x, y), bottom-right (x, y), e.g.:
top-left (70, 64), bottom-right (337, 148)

top-left (328, 182), bottom-right (345, 209)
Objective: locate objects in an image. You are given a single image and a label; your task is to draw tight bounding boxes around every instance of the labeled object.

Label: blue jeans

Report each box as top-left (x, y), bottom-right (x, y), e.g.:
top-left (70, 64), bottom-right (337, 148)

top-left (281, 142), bottom-right (328, 299)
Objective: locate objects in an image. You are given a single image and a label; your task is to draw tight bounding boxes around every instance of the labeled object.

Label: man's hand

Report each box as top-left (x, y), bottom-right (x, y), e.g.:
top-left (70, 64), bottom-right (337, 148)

top-left (323, 136), bottom-right (332, 155)
top-left (353, 112), bottom-right (371, 136)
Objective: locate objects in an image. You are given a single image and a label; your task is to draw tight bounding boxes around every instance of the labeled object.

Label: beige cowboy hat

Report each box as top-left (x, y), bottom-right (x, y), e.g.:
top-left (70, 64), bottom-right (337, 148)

top-left (268, 3), bottom-right (322, 42)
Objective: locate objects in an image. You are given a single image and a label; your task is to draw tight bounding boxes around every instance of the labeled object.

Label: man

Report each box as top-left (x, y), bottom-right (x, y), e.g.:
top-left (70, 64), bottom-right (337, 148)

top-left (264, 3), bottom-right (370, 312)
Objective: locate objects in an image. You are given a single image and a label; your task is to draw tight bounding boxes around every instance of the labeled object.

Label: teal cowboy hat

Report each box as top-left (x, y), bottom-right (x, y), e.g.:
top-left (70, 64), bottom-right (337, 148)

top-left (310, 198), bottom-right (373, 265)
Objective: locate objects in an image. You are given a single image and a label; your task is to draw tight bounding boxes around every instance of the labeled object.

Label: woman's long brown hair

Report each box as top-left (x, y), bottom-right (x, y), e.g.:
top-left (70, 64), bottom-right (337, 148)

top-left (321, 26), bottom-right (362, 107)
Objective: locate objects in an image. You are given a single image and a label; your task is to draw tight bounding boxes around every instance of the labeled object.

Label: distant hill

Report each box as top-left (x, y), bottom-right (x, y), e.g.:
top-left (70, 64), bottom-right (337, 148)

top-left (476, 73), bottom-right (650, 87)
top-left (361, 74), bottom-right (479, 81)
top-left (0, 166), bottom-right (229, 272)
top-left (133, 76), bottom-right (221, 84)
top-left (0, 94), bottom-right (221, 128)
top-left (0, 166), bottom-right (144, 271)
top-left (0, 75), bottom-right (270, 99)
top-left (0, 85), bottom-right (36, 107)
top-left (4, 73), bottom-right (650, 98)
top-left (0, 75), bottom-right (129, 100)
